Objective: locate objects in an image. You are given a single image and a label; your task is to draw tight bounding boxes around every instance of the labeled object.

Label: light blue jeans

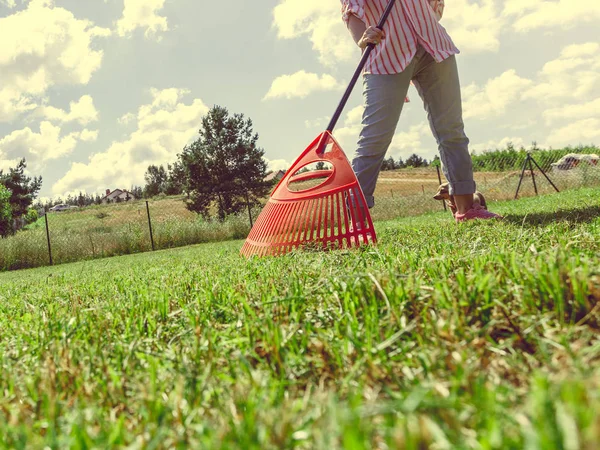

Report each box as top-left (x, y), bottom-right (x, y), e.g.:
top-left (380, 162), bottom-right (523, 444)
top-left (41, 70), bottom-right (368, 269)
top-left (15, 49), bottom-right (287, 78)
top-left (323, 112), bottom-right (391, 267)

top-left (352, 47), bottom-right (476, 208)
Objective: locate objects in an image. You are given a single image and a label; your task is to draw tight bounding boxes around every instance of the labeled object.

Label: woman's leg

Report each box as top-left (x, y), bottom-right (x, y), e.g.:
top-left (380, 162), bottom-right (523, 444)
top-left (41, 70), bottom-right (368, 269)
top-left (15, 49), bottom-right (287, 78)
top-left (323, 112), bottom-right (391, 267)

top-left (412, 54), bottom-right (476, 214)
top-left (352, 67), bottom-right (415, 209)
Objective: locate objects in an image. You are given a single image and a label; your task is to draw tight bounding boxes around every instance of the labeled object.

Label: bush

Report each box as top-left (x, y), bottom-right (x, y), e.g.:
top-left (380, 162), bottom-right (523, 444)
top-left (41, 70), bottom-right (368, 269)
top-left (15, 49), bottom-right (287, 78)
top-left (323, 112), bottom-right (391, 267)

top-left (24, 208), bottom-right (38, 225)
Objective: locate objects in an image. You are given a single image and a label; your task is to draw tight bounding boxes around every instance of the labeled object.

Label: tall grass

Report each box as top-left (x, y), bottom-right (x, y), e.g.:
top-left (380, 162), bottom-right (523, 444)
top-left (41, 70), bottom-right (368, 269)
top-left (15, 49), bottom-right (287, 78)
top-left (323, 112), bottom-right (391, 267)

top-left (0, 208), bottom-right (253, 271)
top-left (2, 169), bottom-right (600, 272)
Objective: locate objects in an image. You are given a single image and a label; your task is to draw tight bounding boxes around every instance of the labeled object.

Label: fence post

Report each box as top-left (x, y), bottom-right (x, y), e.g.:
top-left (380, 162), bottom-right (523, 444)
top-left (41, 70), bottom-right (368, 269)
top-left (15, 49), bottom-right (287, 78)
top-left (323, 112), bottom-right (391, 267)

top-left (146, 201), bottom-right (155, 251)
top-left (435, 165), bottom-right (447, 211)
top-left (245, 191), bottom-right (254, 228)
top-left (44, 213), bottom-right (53, 265)
top-left (529, 157), bottom-right (538, 196)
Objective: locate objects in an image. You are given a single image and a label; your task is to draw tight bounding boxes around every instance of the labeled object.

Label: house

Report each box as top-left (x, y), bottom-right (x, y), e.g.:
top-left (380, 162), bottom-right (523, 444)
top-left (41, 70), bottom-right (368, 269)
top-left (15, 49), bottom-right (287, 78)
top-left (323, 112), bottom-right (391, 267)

top-left (265, 170), bottom-right (286, 184)
top-left (101, 189), bottom-right (134, 204)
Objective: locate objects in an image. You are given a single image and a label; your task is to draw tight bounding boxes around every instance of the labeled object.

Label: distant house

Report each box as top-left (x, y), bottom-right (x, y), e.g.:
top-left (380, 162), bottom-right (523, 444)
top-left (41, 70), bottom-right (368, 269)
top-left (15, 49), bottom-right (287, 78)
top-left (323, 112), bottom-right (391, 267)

top-left (265, 170), bottom-right (286, 184)
top-left (101, 189), bottom-right (134, 204)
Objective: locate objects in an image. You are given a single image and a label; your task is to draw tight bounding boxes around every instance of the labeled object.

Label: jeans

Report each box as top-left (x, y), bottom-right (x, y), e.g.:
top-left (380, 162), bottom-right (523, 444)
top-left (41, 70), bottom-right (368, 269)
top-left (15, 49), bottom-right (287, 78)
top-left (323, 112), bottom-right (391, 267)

top-left (352, 47), bottom-right (476, 208)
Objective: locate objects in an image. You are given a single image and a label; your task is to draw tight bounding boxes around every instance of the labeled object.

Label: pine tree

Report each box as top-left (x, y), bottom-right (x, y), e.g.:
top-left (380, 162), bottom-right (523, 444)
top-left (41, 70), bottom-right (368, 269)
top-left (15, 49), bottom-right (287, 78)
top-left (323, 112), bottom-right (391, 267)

top-left (179, 106), bottom-right (270, 219)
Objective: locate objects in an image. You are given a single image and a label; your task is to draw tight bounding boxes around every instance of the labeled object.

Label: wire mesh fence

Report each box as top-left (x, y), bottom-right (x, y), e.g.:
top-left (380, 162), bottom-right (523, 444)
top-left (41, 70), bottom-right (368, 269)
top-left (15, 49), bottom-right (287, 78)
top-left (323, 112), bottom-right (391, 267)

top-left (1, 147), bottom-right (599, 271)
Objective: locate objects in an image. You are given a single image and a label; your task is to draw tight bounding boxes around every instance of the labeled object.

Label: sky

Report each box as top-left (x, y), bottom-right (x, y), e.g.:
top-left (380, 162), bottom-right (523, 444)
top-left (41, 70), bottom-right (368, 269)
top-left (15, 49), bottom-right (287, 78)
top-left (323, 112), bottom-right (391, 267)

top-left (0, 0), bottom-right (599, 200)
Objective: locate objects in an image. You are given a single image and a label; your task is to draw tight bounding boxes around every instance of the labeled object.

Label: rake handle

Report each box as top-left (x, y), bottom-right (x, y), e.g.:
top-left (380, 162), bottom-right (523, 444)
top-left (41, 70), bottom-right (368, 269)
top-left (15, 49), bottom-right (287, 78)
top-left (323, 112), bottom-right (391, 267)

top-left (324, 0), bottom-right (398, 138)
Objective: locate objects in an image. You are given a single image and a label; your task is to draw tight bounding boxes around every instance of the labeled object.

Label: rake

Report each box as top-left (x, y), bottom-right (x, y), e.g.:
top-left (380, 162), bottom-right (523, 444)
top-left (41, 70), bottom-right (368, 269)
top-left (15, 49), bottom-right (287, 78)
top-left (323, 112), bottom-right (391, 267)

top-left (241, 0), bottom-right (398, 257)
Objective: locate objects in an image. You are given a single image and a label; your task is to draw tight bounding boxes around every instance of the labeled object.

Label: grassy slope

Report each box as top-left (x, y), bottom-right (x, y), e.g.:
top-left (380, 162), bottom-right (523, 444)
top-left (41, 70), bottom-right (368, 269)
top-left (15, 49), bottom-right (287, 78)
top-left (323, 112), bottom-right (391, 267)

top-left (0, 188), bottom-right (599, 449)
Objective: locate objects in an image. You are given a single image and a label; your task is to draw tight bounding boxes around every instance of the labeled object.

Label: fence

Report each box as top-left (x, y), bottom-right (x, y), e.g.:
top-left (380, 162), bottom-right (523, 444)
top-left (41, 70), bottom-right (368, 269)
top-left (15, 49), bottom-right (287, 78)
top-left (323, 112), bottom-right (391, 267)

top-left (1, 148), bottom-right (599, 271)
top-left (0, 194), bottom-right (262, 272)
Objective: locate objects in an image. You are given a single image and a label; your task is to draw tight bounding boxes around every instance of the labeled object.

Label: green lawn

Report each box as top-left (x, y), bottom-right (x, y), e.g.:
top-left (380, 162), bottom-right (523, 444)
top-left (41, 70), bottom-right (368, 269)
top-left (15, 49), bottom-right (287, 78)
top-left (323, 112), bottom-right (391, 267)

top-left (1, 188), bottom-right (599, 449)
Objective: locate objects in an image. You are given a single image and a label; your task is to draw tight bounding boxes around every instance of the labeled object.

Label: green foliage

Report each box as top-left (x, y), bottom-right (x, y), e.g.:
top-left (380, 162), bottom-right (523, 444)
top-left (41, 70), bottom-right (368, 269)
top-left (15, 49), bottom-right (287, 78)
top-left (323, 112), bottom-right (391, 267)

top-left (0, 187), bottom-right (599, 447)
top-left (180, 106), bottom-right (270, 220)
top-left (381, 156), bottom-right (406, 170)
top-left (405, 153), bottom-right (428, 168)
top-left (471, 143), bottom-right (599, 172)
top-left (165, 162), bottom-right (186, 195)
top-left (0, 184), bottom-right (12, 237)
top-left (24, 208), bottom-right (38, 225)
top-left (143, 164), bottom-right (168, 197)
top-left (0, 158), bottom-right (42, 219)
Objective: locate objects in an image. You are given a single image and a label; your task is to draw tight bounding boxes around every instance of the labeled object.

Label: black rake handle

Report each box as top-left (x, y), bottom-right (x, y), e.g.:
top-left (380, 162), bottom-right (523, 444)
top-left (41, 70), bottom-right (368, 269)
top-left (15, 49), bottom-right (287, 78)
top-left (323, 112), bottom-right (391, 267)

top-left (325, 0), bottom-right (398, 135)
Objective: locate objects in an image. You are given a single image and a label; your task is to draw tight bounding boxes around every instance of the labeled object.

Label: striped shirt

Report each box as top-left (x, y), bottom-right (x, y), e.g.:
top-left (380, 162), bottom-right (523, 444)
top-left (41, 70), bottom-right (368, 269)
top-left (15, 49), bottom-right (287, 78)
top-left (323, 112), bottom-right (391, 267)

top-left (341, 0), bottom-right (459, 75)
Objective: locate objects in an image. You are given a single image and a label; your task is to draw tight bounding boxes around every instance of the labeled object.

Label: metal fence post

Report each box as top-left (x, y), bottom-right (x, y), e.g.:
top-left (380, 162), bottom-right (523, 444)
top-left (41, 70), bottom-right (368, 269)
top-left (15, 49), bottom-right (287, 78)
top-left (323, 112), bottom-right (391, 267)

top-left (529, 156), bottom-right (538, 196)
top-left (245, 191), bottom-right (254, 228)
top-left (44, 213), bottom-right (53, 265)
top-left (146, 201), bottom-right (155, 251)
top-left (435, 165), bottom-right (447, 211)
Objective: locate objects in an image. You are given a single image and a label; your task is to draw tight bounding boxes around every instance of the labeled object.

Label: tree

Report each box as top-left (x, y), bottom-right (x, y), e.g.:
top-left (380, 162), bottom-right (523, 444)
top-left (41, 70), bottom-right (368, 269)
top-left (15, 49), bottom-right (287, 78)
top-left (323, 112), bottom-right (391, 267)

top-left (0, 184), bottom-right (12, 237)
top-left (180, 106), bottom-right (270, 219)
top-left (405, 153), bottom-right (427, 168)
top-left (381, 156), bottom-right (398, 171)
top-left (143, 164), bottom-right (168, 197)
top-left (130, 186), bottom-right (144, 200)
top-left (165, 162), bottom-right (186, 196)
top-left (0, 159), bottom-right (42, 219)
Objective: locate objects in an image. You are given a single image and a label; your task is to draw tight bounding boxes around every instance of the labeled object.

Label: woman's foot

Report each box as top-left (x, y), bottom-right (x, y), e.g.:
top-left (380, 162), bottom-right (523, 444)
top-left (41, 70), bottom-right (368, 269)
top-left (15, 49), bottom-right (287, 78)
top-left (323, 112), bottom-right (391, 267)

top-left (455, 204), bottom-right (503, 222)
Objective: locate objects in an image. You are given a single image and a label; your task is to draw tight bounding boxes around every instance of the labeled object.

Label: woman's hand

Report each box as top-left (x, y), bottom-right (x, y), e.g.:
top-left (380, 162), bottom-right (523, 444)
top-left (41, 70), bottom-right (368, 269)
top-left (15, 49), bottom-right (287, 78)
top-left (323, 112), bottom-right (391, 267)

top-left (358, 26), bottom-right (386, 50)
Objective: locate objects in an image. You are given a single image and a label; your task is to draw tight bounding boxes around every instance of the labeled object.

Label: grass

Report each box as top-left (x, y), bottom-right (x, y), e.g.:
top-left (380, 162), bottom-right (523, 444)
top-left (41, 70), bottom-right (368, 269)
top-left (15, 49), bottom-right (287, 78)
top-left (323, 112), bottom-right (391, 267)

top-left (1, 167), bottom-right (599, 272)
top-left (0, 187), bottom-right (599, 448)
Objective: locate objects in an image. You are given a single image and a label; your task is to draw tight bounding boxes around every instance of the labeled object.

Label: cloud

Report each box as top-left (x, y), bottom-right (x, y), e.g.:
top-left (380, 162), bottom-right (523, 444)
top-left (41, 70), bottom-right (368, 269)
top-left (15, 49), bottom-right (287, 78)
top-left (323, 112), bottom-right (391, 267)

top-left (263, 71), bottom-right (342, 100)
top-left (52, 88), bottom-right (209, 196)
top-left (523, 43), bottom-right (600, 103)
top-left (462, 70), bottom-right (533, 120)
top-left (272, 0), bottom-right (356, 66)
top-left (35, 95), bottom-right (99, 125)
top-left (443, 0), bottom-right (503, 53)
top-left (0, 0), bottom-right (110, 122)
top-left (503, 0), bottom-right (600, 33)
top-left (0, 0), bottom-right (16, 8)
top-left (265, 158), bottom-right (290, 172)
top-left (543, 98), bottom-right (600, 126)
top-left (0, 121), bottom-right (98, 171)
top-left (117, 0), bottom-right (168, 39)
top-left (546, 118), bottom-right (600, 148)
top-left (471, 136), bottom-right (527, 154)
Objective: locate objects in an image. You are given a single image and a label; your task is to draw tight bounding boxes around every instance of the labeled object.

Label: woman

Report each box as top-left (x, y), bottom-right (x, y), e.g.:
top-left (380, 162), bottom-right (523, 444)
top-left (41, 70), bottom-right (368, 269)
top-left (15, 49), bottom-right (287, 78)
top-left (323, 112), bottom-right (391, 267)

top-left (341, 0), bottom-right (502, 221)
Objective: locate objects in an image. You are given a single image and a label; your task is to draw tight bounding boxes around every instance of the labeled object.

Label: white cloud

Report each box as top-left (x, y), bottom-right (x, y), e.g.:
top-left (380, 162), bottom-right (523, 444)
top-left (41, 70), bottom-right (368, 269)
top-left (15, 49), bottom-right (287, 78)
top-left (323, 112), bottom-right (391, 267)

top-left (263, 71), bottom-right (342, 100)
top-left (0, 0), bottom-right (16, 8)
top-left (36, 95), bottom-right (99, 125)
top-left (0, 121), bottom-right (98, 171)
top-left (265, 158), bottom-right (290, 172)
top-left (471, 136), bottom-right (527, 154)
top-left (117, 0), bottom-right (168, 39)
top-left (443, 0), bottom-right (503, 54)
top-left (543, 98), bottom-right (600, 126)
top-left (305, 116), bottom-right (330, 129)
top-left (524, 43), bottom-right (600, 103)
top-left (52, 88), bottom-right (209, 196)
top-left (462, 70), bottom-right (533, 120)
top-left (546, 118), bottom-right (600, 148)
top-left (272, 0), bottom-right (356, 66)
top-left (503, 0), bottom-right (600, 33)
top-left (0, 0), bottom-right (110, 122)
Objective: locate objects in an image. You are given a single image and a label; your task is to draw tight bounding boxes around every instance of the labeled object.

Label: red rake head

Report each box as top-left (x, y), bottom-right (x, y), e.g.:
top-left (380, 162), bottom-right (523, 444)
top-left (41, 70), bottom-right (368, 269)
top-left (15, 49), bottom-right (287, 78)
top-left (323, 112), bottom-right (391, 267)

top-left (240, 132), bottom-right (376, 257)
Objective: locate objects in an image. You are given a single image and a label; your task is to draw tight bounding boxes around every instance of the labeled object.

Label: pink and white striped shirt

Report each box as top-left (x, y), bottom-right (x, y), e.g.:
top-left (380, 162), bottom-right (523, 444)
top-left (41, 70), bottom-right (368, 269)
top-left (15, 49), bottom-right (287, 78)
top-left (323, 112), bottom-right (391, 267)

top-left (341, 0), bottom-right (459, 75)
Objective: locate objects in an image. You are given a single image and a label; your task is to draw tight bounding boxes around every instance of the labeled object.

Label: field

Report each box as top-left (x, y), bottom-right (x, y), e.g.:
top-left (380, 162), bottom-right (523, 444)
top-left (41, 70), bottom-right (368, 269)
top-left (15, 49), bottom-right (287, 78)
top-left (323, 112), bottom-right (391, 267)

top-left (3, 165), bottom-right (600, 272)
top-left (1, 187), bottom-right (599, 448)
